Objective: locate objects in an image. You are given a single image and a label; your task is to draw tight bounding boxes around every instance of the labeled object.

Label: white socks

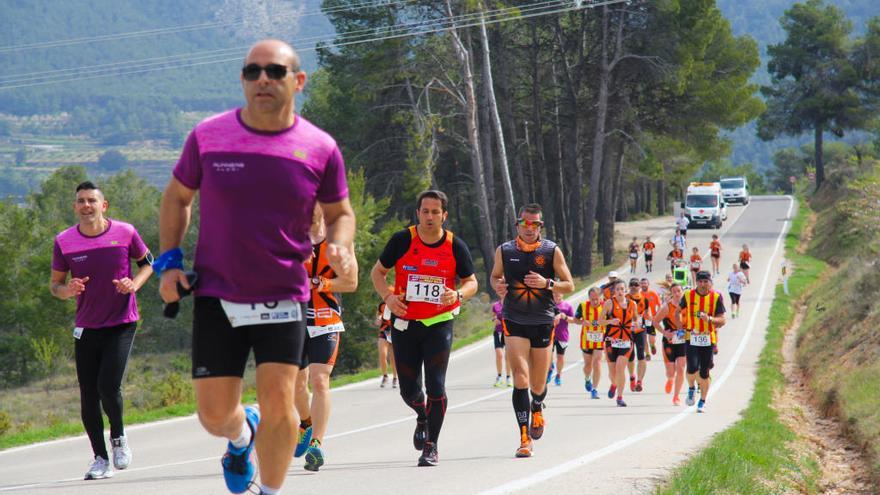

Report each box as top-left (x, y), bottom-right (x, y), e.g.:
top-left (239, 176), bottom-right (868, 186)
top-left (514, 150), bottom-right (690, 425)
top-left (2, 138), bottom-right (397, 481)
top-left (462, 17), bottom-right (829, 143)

top-left (230, 420), bottom-right (252, 449)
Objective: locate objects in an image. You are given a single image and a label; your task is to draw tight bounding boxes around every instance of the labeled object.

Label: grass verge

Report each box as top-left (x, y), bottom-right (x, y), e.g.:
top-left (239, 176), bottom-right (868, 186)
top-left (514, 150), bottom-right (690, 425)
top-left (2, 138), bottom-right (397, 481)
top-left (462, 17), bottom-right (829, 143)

top-left (656, 197), bottom-right (829, 494)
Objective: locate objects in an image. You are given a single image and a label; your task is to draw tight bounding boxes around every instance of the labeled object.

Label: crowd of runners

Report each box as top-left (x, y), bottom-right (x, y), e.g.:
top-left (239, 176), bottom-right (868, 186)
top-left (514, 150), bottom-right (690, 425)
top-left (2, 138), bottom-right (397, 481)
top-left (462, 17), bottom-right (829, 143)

top-left (47, 39), bottom-right (755, 494)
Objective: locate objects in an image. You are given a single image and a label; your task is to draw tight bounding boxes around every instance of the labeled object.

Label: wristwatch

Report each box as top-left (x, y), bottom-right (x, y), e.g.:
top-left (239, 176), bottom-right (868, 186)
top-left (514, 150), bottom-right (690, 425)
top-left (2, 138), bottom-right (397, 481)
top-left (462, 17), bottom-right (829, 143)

top-left (457, 289), bottom-right (464, 302)
top-left (546, 279), bottom-right (556, 290)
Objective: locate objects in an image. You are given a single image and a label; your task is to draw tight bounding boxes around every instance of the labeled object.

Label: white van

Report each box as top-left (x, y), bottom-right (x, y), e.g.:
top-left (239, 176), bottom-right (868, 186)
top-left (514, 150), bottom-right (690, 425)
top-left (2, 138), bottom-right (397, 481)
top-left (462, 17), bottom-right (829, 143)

top-left (682, 182), bottom-right (727, 229)
top-left (720, 177), bottom-right (750, 205)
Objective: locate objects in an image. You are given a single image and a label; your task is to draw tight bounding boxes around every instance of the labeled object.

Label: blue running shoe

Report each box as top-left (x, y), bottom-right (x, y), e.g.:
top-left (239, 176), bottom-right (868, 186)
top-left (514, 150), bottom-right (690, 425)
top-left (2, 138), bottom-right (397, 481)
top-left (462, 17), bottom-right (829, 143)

top-left (554, 374), bottom-right (562, 387)
top-left (546, 363), bottom-right (555, 384)
top-left (222, 405), bottom-right (259, 494)
top-left (294, 425), bottom-right (312, 458)
top-left (686, 387), bottom-right (696, 407)
top-left (607, 384), bottom-right (616, 399)
top-left (590, 389), bottom-right (600, 400)
top-left (697, 399), bottom-right (706, 413)
top-left (304, 442), bottom-right (324, 472)
top-left (585, 378), bottom-right (593, 392)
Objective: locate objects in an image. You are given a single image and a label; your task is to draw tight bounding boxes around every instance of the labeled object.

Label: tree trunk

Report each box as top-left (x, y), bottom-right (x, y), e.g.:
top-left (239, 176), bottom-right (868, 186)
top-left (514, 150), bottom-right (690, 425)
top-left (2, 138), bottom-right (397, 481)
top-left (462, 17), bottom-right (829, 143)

top-left (814, 124), bottom-right (825, 189)
top-left (656, 179), bottom-right (666, 215)
top-left (446, 0), bottom-right (496, 288)
top-left (478, 7), bottom-right (517, 226)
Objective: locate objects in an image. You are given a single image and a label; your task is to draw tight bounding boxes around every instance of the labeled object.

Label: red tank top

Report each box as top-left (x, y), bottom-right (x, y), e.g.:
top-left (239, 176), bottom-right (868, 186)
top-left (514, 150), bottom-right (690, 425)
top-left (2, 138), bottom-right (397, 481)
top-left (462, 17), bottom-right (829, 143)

top-left (393, 226), bottom-right (460, 320)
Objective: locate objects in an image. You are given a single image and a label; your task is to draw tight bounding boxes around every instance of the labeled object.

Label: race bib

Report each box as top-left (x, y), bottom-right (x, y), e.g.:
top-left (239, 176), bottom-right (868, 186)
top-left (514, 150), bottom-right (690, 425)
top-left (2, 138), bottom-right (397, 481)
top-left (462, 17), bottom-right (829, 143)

top-left (307, 322), bottom-right (345, 338)
top-left (611, 338), bottom-right (631, 349)
top-left (645, 249), bottom-right (653, 255)
top-left (671, 330), bottom-right (687, 344)
top-left (629, 252), bottom-right (638, 259)
top-left (690, 333), bottom-right (712, 347)
top-left (691, 262), bottom-right (701, 269)
top-left (405, 274), bottom-right (445, 304)
top-left (586, 331), bottom-right (604, 343)
top-left (73, 327), bottom-right (84, 340)
top-left (220, 299), bottom-right (302, 328)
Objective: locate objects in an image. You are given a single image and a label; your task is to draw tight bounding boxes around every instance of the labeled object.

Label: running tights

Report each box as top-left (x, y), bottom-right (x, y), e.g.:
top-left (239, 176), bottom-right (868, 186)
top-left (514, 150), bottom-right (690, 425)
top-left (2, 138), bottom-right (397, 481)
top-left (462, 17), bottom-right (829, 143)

top-left (75, 322), bottom-right (136, 459)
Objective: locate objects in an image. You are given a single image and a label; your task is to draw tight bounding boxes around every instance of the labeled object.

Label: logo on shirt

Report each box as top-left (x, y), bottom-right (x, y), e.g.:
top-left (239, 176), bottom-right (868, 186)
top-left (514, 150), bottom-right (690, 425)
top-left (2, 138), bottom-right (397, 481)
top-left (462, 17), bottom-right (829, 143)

top-left (72, 255), bottom-right (88, 263)
top-left (213, 162), bottom-right (245, 172)
top-left (422, 259), bottom-right (439, 267)
top-left (403, 265), bottom-right (418, 272)
top-left (509, 258), bottom-right (520, 262)
top-left (293, 150), bottom-right (308, 159)
top-left (110, 240), bottom-right (119, 245)
top-left (534, 255), bottom-right (546, 267)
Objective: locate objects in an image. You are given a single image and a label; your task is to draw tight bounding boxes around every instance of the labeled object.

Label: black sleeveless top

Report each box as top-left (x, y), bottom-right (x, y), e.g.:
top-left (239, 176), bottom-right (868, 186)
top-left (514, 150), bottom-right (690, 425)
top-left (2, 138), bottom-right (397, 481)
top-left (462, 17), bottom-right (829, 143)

top-left (500, 238), bottom-right (557, 325)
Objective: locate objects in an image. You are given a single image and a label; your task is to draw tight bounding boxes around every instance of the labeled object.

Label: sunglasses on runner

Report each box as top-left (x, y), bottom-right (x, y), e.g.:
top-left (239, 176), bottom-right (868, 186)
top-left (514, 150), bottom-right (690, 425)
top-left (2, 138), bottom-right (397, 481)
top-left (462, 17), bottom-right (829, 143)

top-left (516, 218), bottom-right (544, 229)
top-left (241, 63), bottom-right (293, 81)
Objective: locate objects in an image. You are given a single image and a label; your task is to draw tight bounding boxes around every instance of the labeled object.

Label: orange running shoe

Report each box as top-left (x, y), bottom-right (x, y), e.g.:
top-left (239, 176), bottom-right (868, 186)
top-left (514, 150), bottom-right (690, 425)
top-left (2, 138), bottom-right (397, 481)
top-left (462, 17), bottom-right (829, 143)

top-left (672, 396), bottom-right (681, 406)
top-left (665, 379), bottom-right (673, 394)
top-left (515, 427), bottom-right (533, 458)
top-left (529, 409), bottom-right (545, 440)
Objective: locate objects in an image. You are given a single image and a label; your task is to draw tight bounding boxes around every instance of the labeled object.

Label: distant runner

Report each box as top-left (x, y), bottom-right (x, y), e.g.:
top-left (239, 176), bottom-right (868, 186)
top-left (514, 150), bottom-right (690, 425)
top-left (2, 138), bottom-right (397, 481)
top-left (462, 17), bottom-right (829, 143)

top-left (689, 247), bottom-right (703, 287)
top-left (375, 302), bottom-right (397, 388)
top-left (549, 293), bottom-right (574, 386)
top-left (571, 288), bottom-right (610, 400)
top-left (709, 234), bottom-right (722, 275)
top-left (491, 300), bottom-right (511, 387)
top-left (727, 263), bottom-right (748, 319)
top-left (628, 237), bottom-right (640, 274)
top-left (642, 236), bottom-right (656, 273)
top-left (738, 244), bottom-right (752, 284)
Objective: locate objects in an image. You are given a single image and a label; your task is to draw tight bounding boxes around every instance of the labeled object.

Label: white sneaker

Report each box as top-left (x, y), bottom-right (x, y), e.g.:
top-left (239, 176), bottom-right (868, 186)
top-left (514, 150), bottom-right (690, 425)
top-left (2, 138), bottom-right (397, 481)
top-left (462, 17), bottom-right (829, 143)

top-left (111, 435), bottom-right (131, 470)
top-left (380, 375), bottom-right (389, 388)
top-left (392, 377), bottom-right (398, 389)
top-left (84, 456), bottom-right (113, 480)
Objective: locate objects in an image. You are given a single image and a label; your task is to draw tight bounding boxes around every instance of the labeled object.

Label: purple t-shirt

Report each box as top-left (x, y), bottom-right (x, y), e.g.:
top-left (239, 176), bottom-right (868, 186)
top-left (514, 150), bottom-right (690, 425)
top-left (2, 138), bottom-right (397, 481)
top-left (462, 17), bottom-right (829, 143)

top-left (492, 301), bottom-right (503, 333)
top-left (52, 219), bottom-right (148, 328)
top-left (554, 301), bottom-right (574, 342)
top-left (173, 109), bottom-right (349, 303)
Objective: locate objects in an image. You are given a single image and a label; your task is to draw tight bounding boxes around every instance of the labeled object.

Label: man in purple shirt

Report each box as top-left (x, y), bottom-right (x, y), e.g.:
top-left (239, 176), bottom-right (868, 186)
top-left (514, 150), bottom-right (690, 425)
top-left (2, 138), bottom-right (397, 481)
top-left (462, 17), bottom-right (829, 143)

top-left (158, 39), bottom-right (356, 495)
top-left (50, 181), bottom-right (153, 481)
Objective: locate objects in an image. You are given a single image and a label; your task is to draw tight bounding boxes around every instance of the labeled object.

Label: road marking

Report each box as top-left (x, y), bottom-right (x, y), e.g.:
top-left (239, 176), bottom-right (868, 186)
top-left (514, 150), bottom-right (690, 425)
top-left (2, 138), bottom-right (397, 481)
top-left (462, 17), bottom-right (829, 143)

top-left (478, 196), bottom-right (792, 494)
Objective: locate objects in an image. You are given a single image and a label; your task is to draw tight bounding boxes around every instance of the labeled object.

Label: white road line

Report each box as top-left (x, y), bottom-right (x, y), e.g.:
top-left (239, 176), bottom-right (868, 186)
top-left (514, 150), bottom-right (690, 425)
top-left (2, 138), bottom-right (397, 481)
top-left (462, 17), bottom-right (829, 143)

top-left (478, 196), bottom-right (793, 495)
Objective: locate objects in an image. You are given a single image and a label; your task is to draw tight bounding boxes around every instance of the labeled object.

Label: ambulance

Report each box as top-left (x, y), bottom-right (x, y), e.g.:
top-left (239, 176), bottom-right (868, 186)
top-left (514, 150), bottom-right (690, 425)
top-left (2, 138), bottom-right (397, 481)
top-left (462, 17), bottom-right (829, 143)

top-left (682, 182), bottom-right (727, 229)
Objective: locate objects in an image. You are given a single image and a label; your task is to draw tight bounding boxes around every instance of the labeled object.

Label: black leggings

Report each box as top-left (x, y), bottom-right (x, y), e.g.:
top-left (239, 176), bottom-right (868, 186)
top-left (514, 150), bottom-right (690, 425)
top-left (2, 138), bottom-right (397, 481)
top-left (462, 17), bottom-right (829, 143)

top-left (392, 319), bottom-right (453, 443)
top-left (75, 322), bottom-right (137, 459)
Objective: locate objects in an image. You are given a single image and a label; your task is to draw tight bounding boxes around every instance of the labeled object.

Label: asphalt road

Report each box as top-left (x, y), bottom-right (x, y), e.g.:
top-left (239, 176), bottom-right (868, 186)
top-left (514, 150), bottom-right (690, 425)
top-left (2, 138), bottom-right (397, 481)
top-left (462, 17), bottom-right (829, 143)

top-left (0, 196), bottom-right (794, 494)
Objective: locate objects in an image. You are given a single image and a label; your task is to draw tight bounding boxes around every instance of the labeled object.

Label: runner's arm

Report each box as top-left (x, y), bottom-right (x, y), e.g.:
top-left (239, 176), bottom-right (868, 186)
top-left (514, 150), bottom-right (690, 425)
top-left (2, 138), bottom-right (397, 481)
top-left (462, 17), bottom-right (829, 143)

top-left (490, 246), bottom-right (507, 297)
top-left (321, 197), bottom-right (358, 279)
top-left (158, 178), bottom-right (196, 303)
top-left (550, 247), bottom-right (575, 294)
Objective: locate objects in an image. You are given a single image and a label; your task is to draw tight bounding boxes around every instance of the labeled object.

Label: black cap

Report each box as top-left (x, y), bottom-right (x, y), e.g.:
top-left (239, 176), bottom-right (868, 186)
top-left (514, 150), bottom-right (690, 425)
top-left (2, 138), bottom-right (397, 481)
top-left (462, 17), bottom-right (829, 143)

top-left (696, 271), bottom-right (712, 281)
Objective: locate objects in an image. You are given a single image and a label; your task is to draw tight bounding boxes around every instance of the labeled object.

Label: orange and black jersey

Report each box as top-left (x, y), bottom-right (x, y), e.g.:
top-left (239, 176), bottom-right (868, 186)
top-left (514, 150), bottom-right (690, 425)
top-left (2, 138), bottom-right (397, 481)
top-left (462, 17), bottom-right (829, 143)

top-left (606, 297), bottom-right (635, 342)
top-left (305, 240), bottom-right (342, 327)
top-left (643, 241), bottom-right (656, 253)
top-left (668, 249), bottom-right (684, 260)
top-left (710, 240), bottom-right (721, 255)
top-left (739, 251), bottom-right (752, 263)
top-left (626, 293), bottom-right (649, 333)
top-left (500, 238), bottom-right (558, 325)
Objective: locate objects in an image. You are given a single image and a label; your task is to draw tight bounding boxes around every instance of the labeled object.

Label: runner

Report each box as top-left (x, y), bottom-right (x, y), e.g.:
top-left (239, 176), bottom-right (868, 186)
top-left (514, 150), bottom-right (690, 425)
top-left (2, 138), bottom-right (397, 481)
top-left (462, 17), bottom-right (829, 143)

top-left (292, 205), bottom-right (359, 472)
top-left (739, 244), bottom-right (752, 284)
top-left (491, 203), bottom-right (575, 458)
top-left (603, 280), bottom-right (636, 407)
top-left (625, 278), bottom-right (651, 392)
top-left (651, 283), bottom-right (687, 405)
top-left (657, 273), bottom-right (675, 299)
top-left (158, 39), bottom-right (357, 495)
top-left (640, 278), bottom-right (662, 359)
top-left (727, 263), bottom-right (748, 318)
top-left (491, 299), bottom-right (511, 387)
top-left (549, 293), bottom-right (574, 386)
top-left (676, 212), bottom-right (690, 241)
top-left (689, 247), bottom-right (703, 287)
top-left (375, 302), bottom-right (397, 388)
top-left (50, 181), bottom-right (153, 480)
top-left (681, 271), bottom-right (727, 413)
top-left (670, 228), bottom-right (686, 252)
top-left (627, 237), bottom-right (639, 274)
top-left (370, 190), bottom-right (478, 467)
top-left (569, 287), bottom-right (611, 399)
top-left (600, 271), bottom-right (620, 301)
top-left (642, 236), bottom-right (656, 273)
top-left (667, 246), bottom-right (684, 276)
top-left (709, 234), bottom-right (722, 275)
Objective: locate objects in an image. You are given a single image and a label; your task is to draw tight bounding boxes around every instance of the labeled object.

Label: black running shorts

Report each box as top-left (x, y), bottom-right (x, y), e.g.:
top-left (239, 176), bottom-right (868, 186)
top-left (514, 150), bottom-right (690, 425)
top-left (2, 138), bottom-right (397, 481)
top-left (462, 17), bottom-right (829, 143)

top-left (662, 337), bottom-right (687, 362)
top-left (609, 346), bottom-right (633, 362)
top-left (553, 339), bottom-right (568, 355)
top-left (302, 331), bottom-right (341, 367)
top-left (740, 261), bottom-right (750, 270)
top-left (686, 343), bottom-right (714, 379)
top-left (502, 320), bottom-right (553, 348)
top-left (192, 297), bottom-right (306, 378)
top-left (493, 331), bottom-right (505, 349)
top-left (729, 292), bottom-right (741, 305)
top-left (629, 332), bottom-right (647, 362)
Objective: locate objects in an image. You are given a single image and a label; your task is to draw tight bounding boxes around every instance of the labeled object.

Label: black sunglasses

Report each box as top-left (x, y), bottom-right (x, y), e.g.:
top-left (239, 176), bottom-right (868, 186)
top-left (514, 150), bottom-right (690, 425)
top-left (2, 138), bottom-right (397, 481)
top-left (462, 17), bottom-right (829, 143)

top-left (241, 63), bottom-right (293, 81)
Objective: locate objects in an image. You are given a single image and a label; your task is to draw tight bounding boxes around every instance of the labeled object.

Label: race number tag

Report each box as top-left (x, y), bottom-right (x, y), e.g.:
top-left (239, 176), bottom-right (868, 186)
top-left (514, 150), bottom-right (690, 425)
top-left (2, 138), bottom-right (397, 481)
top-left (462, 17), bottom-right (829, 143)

top-left (611, 338), bottom-right (631, 349)
top-left (220, 300), bottom-right (302, 328)
top-left (690, 333), bottom-right (712, 347)
top-left (629, 252), bottom-right (638, 259)
top-left (645, 249), bottom-right (653, 255)
top-left (405, 274), bottom-right (445, 304)
top-left (586, 331), bottom-right (604, 343)
top-left (73, 327), bottom-right (84, 340)
top-left (307, 322), bottom-right (345, 338)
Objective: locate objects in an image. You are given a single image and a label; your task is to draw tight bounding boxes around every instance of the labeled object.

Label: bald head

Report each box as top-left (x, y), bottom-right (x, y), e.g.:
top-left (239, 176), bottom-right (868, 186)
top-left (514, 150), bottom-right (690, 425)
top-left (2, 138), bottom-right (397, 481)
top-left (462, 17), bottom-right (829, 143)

top-left (245, 39), bottom-right (301, 72)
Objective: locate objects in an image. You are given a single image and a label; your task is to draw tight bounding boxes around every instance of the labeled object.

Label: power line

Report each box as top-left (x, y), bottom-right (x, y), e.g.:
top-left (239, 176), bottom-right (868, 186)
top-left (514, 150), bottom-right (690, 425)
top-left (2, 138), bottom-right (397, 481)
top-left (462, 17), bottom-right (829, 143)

top-left (0, 0), bottom-right (565, 85)
top-left (0, 0), bottom-right (415, 54)
top-left (0, 0), bottom-right (626, 91)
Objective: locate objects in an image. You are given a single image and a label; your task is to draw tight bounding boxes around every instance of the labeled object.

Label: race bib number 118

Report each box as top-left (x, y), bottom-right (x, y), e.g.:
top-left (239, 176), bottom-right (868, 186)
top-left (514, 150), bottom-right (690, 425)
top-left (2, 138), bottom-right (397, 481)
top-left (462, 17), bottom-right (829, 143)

top-left (405, 274), bottom-right (445, 304)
